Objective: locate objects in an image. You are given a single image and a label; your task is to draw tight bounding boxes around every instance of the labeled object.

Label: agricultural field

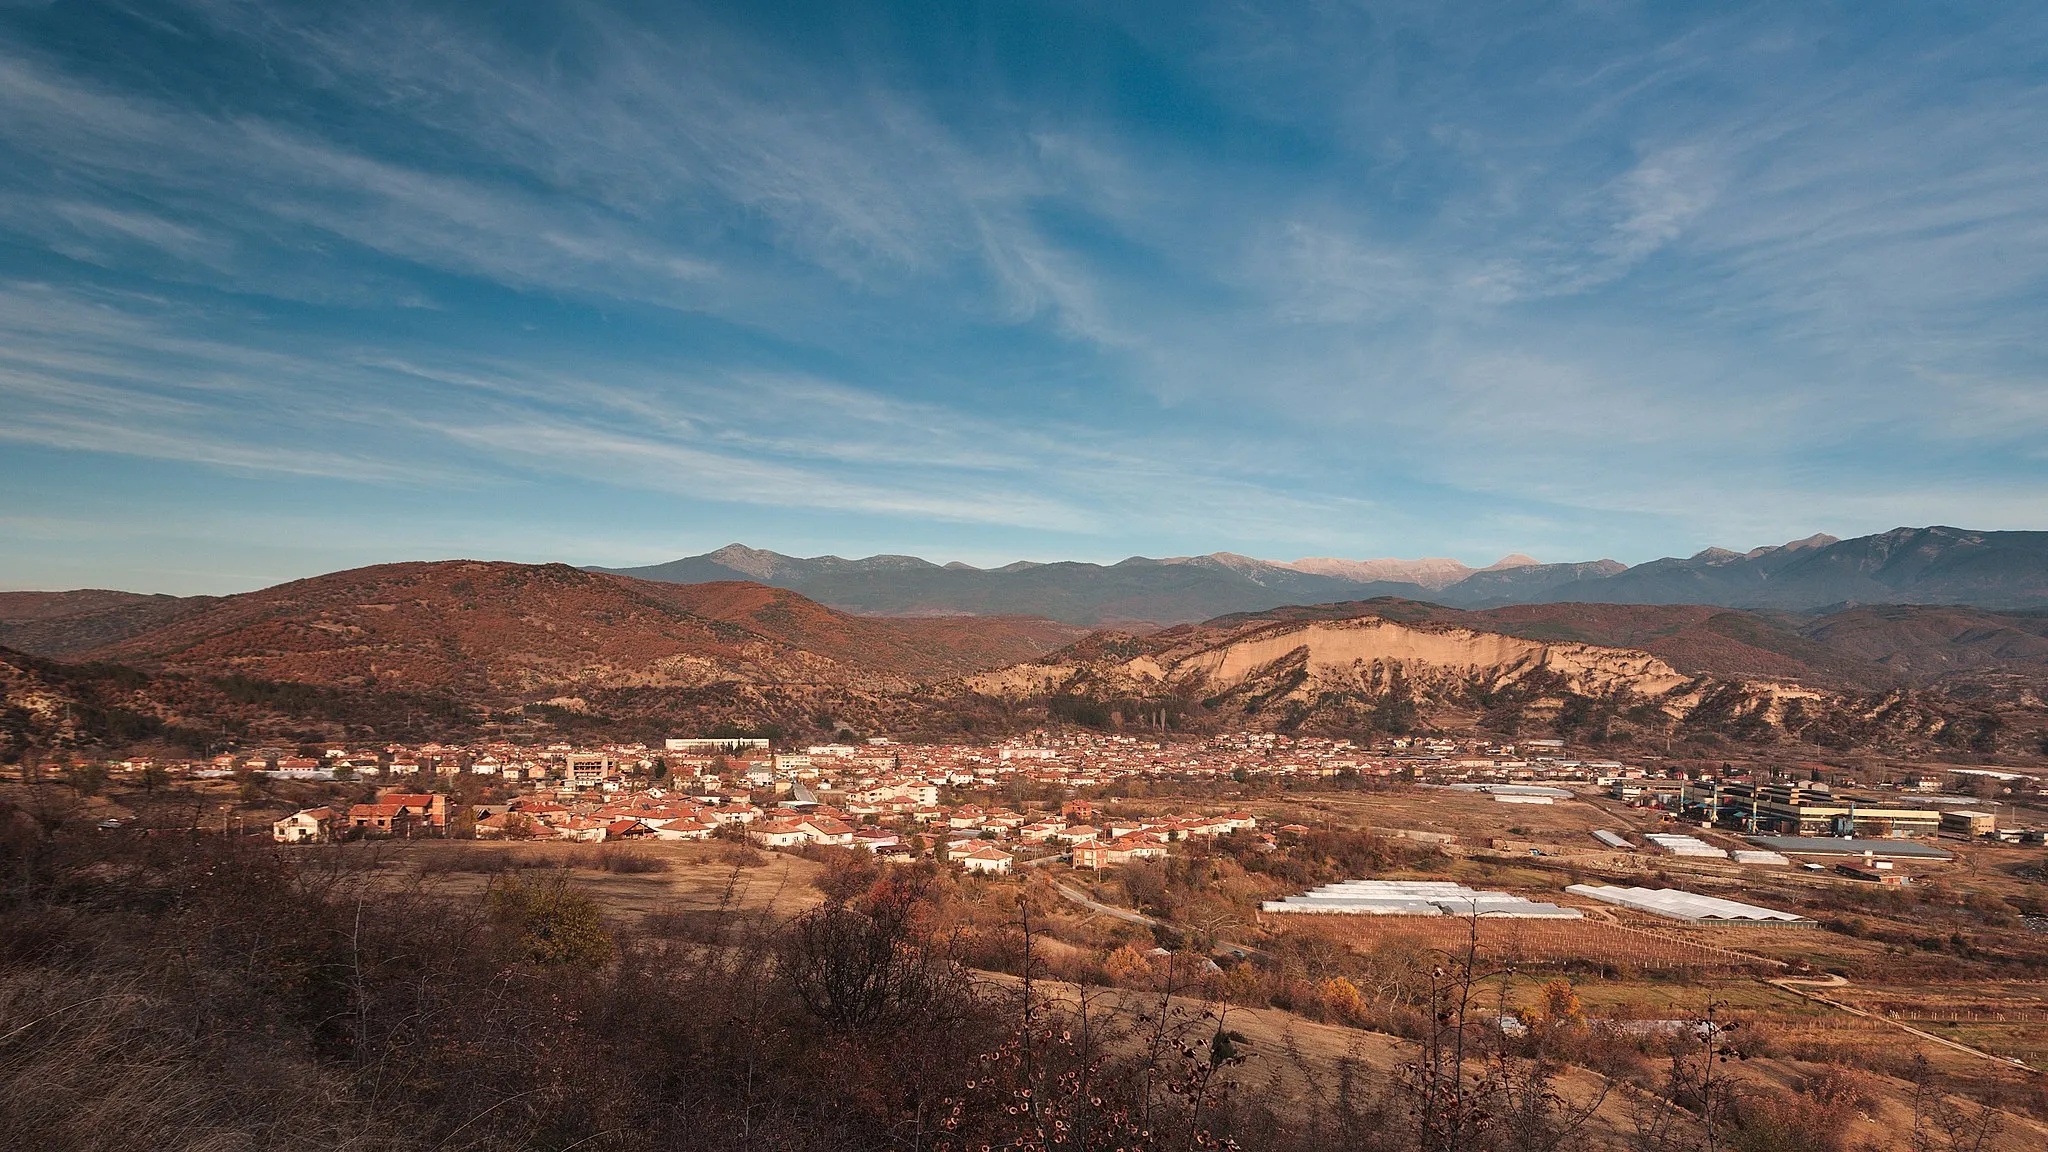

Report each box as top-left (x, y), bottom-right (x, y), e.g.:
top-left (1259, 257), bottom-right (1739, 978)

top-left (1274, 913), bottom-right (1779, 972)
top-left (335, 837), bottom-right (829, 925)
top-left (1258, 786), bottom-right (1624, 849)
top-left (1040, 782), bottom-right (2048, 1138)
top-left (1824, 981), bottom-right (2048, 1068)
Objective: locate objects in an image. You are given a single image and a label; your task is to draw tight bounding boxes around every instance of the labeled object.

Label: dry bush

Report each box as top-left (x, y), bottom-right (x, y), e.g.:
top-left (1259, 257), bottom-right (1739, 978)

top-left (8, 799), bottom-right (1936, 1152)
top-left (0, 969), bottom-right (396, 1152)
top-left (1316, 975), bottom-right (1370, 1025)
top-left (591, 843), bottom-right (670, 873)
top-left (0, 805), bottom-right (1012, 1151)
top-left (719, 840), bottom-right (767, 868)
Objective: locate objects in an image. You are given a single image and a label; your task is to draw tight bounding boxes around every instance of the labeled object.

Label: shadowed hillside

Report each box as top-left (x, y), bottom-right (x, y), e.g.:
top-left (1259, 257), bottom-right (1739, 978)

top-left (77, 562), bottom-right (1085, 693)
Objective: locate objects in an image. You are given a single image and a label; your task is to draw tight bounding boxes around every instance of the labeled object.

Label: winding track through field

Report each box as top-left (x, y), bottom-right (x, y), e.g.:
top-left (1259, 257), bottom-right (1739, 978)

top-left (1766, 972), bottom-right (2040, 1075)
top-left (1048, 879), bottom-right (1269, 958)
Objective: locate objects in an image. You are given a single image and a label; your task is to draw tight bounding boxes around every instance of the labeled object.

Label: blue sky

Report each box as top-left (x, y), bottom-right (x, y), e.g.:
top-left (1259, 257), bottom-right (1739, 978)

top-left (3, 1), bottom-right (2046, 594)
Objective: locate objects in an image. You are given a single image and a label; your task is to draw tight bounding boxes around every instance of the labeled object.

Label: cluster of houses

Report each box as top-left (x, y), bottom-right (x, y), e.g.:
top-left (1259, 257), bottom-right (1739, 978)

top-left (109, 729), bottom-right (1641, 794)
top-left (270, 778), bottom-right (1263, 879)
top-left (272, 793), bottom-right (448, 841)
top-left (221, 727), bottom-right (1643, 875)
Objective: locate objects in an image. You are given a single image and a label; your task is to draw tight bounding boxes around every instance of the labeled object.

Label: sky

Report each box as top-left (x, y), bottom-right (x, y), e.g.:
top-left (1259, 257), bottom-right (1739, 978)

top-left (3, 0), bottom-right (2046, 595)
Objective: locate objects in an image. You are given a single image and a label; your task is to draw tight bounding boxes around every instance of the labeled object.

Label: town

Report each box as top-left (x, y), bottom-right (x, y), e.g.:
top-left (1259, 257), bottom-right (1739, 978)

top-left (112, 729), bottom-right (2035, 856)
top-left (22, 722), bottom-right (2043, 1148)
top-left (29, 725), bottom-right (2029, 861)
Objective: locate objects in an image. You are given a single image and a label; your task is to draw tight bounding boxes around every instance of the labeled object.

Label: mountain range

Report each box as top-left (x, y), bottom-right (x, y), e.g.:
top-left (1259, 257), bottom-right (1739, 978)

top-left (593, 526), bottom-right (2048, 624)
top-left (5, 556), bottom-right (2048, 762)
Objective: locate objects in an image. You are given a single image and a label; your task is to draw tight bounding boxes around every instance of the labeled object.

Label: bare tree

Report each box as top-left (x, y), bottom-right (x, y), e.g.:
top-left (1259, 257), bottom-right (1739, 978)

top-left (778, 863), bottom-right (967, 1036)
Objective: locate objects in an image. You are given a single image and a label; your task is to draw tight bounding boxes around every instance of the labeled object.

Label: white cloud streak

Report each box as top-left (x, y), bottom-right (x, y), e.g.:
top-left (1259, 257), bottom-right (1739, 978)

top-left (2, 0), bottom-right (2045, 580)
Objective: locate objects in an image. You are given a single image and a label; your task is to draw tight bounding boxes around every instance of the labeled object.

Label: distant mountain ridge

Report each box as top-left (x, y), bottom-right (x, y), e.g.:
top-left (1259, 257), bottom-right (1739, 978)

top-left (7, 563), bottom-right (2047, 760)
top-left (594, 546), bottom-right (1609, 624)
top-left (1274, 553), bottom-right (1537, 589)
top-left (594, 526), bottom-right (2048, 624)
top-left (1536, 527), bottom-right (2048, 610)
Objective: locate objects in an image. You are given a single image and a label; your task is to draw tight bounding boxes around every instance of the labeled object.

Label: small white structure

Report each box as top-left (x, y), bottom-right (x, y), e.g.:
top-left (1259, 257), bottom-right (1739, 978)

top-left (1566, 884), bottom-right (1810, 925)
top-left (1645, 833), bottom-right (1728, 858)
top-left (1447, 783), bottom-right (1573, 799)
top-left (1592, 830), bottom-right (1632, 848)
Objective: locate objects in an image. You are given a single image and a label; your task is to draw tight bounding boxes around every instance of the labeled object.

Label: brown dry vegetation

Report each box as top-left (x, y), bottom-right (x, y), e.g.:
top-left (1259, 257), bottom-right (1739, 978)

top-left (80, 563), bottom-right (1079, 692)
top-left (9, 792), bottom-right (2046, 1151)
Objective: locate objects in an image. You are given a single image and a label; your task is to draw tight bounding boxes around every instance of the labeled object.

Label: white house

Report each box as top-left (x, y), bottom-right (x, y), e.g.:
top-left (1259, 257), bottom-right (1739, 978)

top-left (957, 845), bottom-right (1014, 875)
top-left (272, 807), bottom-right (337, 844)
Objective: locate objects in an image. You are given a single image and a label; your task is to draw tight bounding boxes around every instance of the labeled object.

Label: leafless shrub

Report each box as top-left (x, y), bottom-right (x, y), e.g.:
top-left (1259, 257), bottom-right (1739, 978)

top-left (719, 840), bottom-right (767, 868)
top-left (778, 861), bottom-right (971, 1035)
top-left (593, 843), bottom-right (670, 873)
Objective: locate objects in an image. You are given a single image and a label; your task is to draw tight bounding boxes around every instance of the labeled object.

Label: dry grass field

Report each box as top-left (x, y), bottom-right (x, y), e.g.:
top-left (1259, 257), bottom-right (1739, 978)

top-left (336, 837), bottom-right (829, 924)
top-left (1276, 913), bottom-right (1781, 971)
top-left (1255, 787), bottom-right (1624, 848)
top-left (987, 973), bottom-right (2048, 1152)
top-left (256, 812), bottom-right (2048, 1151)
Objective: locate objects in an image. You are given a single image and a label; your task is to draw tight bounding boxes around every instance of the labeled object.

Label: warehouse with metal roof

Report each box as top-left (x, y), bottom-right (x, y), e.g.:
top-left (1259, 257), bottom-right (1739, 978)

top-left (1645, 833), bottom-right (1727, 858)
top-left (1566, 884), bottom-right (1812, 925)
top-left (1744, 836), bottom-right (1953, 860)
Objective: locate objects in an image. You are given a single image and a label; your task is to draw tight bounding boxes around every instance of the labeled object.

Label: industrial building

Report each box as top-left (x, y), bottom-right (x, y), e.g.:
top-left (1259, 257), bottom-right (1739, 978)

top-left (1743, 836), bottom-right (1953, 861)
top-left (1938, 809), bottom-right (1998, 836)
top-left (1712, 783), bottom-right (1941, 838)
top-left (1566, 885), bottom-right (1812, 925)
top-left (1262, 880), bottom-right (1582, 918)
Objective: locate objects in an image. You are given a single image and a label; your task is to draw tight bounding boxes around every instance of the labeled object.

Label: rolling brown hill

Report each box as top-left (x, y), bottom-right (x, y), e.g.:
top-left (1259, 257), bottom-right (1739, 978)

top-left (0, 644), bottom-right (200, 761)
top-left (0, 589), bottom-right (218, 656)
top-left (74, 561), bottom-right (1085, 696)
top-left (1795, 604), bottom-right (2048, 682)
top-left (964, 599), bottom-right (2047, 755)
top-left (14, 565), bottom-right (2047, 758)
top-left (1455, 601), bottom-right (2048, 687)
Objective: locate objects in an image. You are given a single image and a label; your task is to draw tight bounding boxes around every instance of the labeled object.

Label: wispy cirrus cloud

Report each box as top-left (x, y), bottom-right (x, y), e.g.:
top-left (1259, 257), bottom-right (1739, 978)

top-left (0, 278), bottom-right (1367, 550)
top-left (2, 1), bottom-right (2046, 593)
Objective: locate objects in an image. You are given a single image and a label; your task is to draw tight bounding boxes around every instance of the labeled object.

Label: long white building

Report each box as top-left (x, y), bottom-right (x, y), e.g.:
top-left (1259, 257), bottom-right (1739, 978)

top-left (1263, 880), bottom-right (1582, 918)
top-left (1566, 884), bottom-right (1810, 925)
